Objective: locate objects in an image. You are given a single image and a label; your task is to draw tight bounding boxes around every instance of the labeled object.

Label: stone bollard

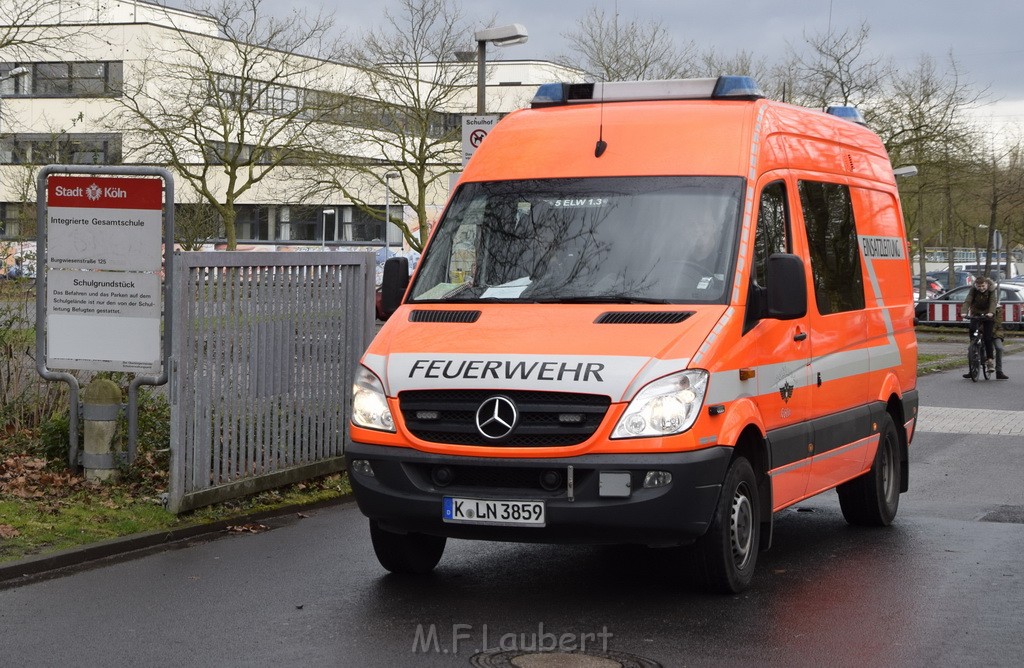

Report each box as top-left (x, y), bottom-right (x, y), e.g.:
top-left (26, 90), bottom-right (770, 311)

top-left (82, 379), bottom-right (122, 483)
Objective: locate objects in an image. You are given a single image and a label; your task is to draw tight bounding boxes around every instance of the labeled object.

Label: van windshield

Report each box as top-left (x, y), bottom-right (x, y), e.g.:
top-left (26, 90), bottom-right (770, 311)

top-left (408, 176), bottom-right (743, 304)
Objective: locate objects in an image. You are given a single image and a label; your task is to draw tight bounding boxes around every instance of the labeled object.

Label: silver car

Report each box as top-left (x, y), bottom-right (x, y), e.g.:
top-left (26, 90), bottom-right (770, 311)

top-left (916, 283), bottom-right (1024, 329)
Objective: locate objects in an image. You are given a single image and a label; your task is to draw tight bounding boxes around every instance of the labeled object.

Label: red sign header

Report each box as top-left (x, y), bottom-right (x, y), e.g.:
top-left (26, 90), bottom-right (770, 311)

top-left (48, 175), bottom-right (163, 210)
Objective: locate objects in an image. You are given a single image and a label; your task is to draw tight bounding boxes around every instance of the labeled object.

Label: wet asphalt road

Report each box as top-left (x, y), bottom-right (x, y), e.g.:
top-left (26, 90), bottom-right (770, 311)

top-left (1, 351), bottom-right (1023, 666)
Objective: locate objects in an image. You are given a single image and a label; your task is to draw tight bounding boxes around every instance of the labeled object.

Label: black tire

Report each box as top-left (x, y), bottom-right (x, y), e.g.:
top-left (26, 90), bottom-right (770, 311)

top-left (968, 342), bottom-right (980, 382)
top-left (697, 456), bottom-right (760, 594)
top-left (369, 520), bottom-right (446, 574)
top-left (837, 413), bottom-right (901, 527)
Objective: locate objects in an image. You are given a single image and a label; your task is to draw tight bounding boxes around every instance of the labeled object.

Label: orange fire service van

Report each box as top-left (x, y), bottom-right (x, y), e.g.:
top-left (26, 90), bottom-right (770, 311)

top-left (347, 76), bottom-right (919, 593)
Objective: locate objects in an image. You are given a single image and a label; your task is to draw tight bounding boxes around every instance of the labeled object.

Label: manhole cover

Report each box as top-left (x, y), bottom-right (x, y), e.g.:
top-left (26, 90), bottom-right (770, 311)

top-left (470, 649), bottom-right (661, 668)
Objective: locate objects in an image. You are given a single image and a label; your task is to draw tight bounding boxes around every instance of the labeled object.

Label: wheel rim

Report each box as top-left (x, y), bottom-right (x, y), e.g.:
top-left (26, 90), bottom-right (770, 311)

top-left (880, 433), bottom-right (897, 505)
top-left (729, 482), bottom-right (754, 570)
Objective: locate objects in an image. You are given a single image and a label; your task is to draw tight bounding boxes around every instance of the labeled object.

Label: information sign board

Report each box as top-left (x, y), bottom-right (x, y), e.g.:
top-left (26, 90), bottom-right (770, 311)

top-left (44, 175), bottom-right (165, 372)
top-left (47, 175), bottom-right (163, 271)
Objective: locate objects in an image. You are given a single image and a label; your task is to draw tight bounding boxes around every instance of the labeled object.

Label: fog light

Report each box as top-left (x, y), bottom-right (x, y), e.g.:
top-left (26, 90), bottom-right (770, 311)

top-left (643, 471), bottom-right (672, 488)
top-left (431, 465), bottom-right (454, 487)
top-left (539, 469), bottom-right (562, 491)
top-left (351, 459), bottom-right (375, 477)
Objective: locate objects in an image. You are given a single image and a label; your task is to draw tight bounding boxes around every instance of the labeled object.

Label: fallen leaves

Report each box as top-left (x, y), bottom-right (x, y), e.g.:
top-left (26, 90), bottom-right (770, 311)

top-left (225, 522), bottom-right (269, 534)
top-left (0, 454), bottom-right (83, 499)
top-left (0, 524), bottom-right (20, 539)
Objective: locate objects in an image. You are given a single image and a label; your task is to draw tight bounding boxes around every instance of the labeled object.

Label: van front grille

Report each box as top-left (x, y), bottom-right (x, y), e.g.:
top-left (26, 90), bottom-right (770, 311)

top-left (398, 390), bottom-right (610, 446)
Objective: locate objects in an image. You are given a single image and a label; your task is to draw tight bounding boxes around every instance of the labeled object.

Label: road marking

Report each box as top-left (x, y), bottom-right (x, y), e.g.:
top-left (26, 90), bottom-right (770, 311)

top-left (917, 406), bottom-right (1024, 435)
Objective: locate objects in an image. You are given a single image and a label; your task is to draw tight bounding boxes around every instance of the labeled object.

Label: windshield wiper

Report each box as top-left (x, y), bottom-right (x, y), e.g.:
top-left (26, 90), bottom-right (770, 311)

top-left (532, 295), bottom-right (675, 304)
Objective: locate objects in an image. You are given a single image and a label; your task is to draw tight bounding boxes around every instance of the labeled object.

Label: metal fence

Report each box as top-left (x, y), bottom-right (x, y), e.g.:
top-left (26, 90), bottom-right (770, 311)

top-left (168, 251), bottom-right (375, 513)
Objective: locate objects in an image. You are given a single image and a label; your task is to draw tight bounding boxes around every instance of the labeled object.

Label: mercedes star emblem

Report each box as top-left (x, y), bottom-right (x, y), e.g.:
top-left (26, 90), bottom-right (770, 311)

top-left (475, 395), bottom-right (519, 440)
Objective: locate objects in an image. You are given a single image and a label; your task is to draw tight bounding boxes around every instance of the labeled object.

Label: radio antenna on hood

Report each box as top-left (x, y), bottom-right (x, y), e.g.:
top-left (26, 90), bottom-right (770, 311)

top-left (595, 81), bottom-right (607, 157)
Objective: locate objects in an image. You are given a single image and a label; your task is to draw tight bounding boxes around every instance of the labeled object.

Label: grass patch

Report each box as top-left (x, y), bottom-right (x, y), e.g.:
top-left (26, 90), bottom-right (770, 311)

top-left (0, 472), bottom-right (350, 563)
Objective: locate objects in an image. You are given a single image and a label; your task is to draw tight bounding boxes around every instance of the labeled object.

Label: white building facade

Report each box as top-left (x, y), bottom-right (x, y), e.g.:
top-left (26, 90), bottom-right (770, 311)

top-left (0, 0), bottom-right (583, 248)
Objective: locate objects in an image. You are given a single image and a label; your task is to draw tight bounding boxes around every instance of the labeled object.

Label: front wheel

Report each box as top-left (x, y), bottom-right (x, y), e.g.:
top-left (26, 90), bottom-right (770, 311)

top-left (696, 456), bottom-right (760, 594)
top-left (369, 520), bottom-right (446, 574)
top-left (967, 341), bottom-right (981, 382)
top-left (837, 413), bottom-right (902, 526)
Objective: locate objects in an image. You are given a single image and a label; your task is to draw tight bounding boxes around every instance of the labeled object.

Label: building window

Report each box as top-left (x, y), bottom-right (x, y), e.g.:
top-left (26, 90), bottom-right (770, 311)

top-left (0, 61), bottom-right (123, 97)
top-left (235, 205), bottom-right (270, 241)
top-left (0, 202), bottom-right (35, 239)
top-left (0, 134), bottom-right (122, 165)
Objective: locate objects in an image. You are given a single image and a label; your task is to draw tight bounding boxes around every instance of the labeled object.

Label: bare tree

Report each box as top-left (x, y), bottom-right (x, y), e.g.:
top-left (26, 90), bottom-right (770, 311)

top-left (872, 54), bottom-right (984, 291)
top-left (0, 0), bottom-right (83, 59)
top-left (110, 0), bottom-right (348, 249)
top-left (789, 22), bottom-right (891, 112)
top-left (556, 6), bottom-right (696, 82)
top-left (300, 0), bottom-right (475, 252)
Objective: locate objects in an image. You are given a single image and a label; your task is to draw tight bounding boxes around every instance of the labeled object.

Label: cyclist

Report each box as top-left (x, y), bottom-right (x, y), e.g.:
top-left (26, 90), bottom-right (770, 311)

top-left (961, 276), bottom-right (999, 378)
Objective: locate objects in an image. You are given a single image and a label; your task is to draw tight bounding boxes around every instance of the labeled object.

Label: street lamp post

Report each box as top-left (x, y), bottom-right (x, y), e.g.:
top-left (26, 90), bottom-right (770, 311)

top-left (473, 24), bottom-right (528, 114)
top-left (320, 209), bottom-right (336, 248)
top-left (383, 171), bottom-right (399, 258)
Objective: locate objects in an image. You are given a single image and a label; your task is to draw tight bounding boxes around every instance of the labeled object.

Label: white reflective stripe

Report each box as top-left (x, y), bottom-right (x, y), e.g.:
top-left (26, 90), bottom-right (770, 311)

top-left (816, 346), bottom-right (872, 382)
top-left (769, 458), bottom-right (810, 477)
top-left (620, 356), bottom-right (693, 403)
top-left (693, 307), bottom-right (735, 367)
top-left (733, 106), bottom-right (767, 303)
top-left (810, 434), bottom-right (878, 464)
top-left (362, 353), bottom-right (390, 395)
top-left (707, 339), bottom-right (898, 405)
top-left (384, 352), bottom-right (654, 398)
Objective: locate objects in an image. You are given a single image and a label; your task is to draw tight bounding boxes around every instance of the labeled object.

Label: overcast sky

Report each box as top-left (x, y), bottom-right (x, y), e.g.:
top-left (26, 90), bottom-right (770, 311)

top-left (167, 0), bottom-right (1024, 128)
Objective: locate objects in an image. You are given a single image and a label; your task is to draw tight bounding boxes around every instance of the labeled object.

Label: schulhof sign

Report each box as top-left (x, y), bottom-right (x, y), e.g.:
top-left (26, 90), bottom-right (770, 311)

top-left (45, 175), bottom-right (164, 373)
top-left (462, 115), bottom-right (498, 166)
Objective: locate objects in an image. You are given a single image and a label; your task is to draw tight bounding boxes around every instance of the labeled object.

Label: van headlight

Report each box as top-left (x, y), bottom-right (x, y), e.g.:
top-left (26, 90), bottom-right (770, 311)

top-left (612, 370), bottom-right (708, 439)
top-left (352, 366), bottom-right (395, 432)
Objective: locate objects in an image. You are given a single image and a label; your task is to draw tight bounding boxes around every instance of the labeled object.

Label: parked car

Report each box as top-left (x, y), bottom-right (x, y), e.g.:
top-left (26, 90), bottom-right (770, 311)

top-left (916, 283), bottom-right (1024, 329)
top-left (955, 261), bottom-right (1018, 279)
top-left (925, 269), bottom-right (974, 291)
top-left (911, 276), bottom-right (942, 300)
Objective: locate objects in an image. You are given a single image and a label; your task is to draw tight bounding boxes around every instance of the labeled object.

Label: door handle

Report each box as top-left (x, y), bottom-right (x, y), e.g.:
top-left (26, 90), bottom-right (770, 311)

top-left (793, 332), bottom-right (807, 342)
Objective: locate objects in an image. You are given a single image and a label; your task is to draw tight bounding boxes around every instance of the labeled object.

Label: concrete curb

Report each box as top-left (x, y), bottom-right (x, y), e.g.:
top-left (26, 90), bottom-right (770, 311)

top-left (0, 495), bottom-right (355, 590)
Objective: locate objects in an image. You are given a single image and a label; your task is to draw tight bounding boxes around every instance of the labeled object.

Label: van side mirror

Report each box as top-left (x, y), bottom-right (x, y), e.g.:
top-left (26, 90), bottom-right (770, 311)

top-left (380, 256), bottom-right (410, 317)
top-left (766, 253), bottom-right (807, 320)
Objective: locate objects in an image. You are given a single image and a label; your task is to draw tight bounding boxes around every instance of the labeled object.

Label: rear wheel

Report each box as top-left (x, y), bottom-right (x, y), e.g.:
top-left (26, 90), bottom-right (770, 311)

top-left (837, 413), bottom-right (901, 526)
top-left (697, 456), bottom-right (760, 594)
top-left (369, 520), bottom-right (446, 574)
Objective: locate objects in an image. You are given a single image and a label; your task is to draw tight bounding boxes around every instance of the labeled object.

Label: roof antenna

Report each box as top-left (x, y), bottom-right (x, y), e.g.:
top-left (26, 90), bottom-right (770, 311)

top-left (595, 81), bottom-right (607, 157)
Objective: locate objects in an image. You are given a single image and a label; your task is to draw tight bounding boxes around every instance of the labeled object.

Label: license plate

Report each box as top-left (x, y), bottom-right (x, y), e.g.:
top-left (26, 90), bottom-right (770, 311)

top-left (442, 496), bottom-right (545, 527)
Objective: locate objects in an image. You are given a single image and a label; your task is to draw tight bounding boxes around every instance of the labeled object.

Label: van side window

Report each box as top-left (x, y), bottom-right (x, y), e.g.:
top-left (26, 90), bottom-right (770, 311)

top-left (798, 181), bottom-right (865, 314)
top-left (744, 181), bottom-right (789, 330)
top-left (753, 181), bottom-right (788, 289)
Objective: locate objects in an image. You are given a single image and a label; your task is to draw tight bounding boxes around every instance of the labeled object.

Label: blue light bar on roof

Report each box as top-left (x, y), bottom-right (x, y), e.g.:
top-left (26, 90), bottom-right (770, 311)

top-left (826, 106), bottom-right (867, 125)
top-left (531, 76), bottom-right (764, 107)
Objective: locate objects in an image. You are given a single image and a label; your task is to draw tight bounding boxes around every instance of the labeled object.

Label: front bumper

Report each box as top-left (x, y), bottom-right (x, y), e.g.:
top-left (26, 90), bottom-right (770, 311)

top-left (345, 441), bottom-right (732, 547)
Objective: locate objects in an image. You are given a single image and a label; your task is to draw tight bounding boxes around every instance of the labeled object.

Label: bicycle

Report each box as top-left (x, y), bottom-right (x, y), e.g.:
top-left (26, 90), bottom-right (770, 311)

top-left (965, 314), bottom-right (993, 382)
